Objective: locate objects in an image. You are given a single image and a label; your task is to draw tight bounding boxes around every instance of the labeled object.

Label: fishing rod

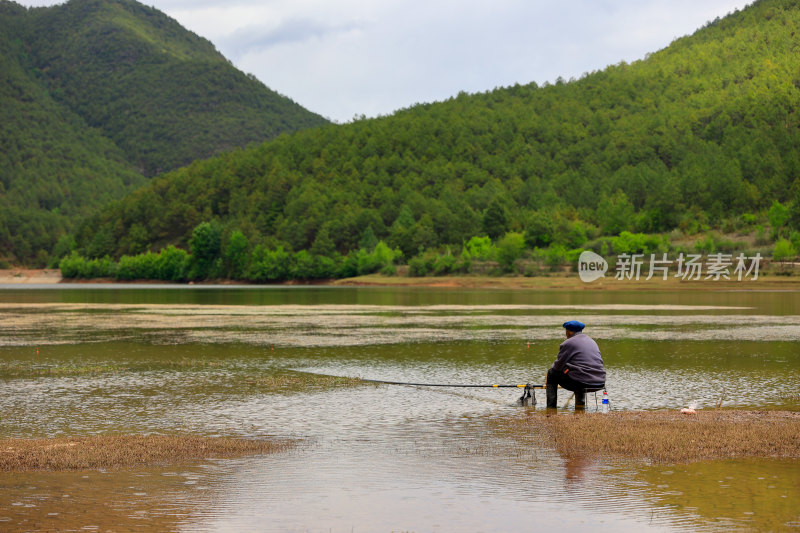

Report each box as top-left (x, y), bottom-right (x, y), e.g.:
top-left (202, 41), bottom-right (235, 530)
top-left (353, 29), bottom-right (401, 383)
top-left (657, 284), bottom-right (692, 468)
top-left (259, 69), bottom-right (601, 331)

top-left (362, 379), bottom-right (543, 389)
top-left (361, 378), bottom-right (545, 405)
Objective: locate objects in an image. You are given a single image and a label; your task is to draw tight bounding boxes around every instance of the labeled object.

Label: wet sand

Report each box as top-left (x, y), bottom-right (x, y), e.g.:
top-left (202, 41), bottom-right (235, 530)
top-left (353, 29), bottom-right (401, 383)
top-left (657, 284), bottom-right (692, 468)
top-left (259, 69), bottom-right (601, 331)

top-left (0, 269), bottom-right (62, 284)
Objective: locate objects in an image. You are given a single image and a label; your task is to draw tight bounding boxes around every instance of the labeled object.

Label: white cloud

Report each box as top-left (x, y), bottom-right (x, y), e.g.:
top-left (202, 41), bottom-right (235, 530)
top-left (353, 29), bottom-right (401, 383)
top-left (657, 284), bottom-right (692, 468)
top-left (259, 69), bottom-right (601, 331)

top-left (19, 0), bottom-right (753, 122)
top-left (220, 17), bottom-right (363, 56)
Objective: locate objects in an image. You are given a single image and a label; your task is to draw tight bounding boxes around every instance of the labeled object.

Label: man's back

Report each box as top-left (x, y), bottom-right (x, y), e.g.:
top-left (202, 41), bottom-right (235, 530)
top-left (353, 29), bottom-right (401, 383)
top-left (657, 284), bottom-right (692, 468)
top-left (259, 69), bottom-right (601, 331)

top-left (554, 332), bottom-right (605, 384)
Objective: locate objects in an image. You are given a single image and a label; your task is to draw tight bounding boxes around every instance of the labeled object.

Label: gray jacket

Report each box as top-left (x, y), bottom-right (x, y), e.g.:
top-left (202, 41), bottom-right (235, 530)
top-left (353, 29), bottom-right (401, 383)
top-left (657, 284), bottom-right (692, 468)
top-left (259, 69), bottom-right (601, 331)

top-left (552, 333), bottom-right (606, 385)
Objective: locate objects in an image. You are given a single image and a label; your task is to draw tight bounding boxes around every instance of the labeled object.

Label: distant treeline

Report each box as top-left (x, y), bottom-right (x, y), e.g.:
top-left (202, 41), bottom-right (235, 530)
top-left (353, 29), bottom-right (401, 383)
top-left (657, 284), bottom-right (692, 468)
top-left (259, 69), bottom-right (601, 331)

top-left (59, 214), bottom-right (800, 282)
top-left (60, 222), bottom-right (399, 282)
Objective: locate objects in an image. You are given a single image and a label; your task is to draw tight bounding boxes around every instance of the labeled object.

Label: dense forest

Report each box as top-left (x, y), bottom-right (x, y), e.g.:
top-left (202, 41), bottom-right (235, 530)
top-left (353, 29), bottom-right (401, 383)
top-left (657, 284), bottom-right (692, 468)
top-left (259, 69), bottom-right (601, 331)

top-left (0, 0), bottom-right (327, 265)
top-left (62, 0), bottom-right (800, 282)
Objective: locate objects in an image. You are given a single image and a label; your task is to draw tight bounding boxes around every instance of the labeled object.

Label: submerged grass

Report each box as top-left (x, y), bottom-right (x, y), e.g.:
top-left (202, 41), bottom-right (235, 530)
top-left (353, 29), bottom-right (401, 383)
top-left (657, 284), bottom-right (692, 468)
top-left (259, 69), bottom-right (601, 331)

top-left (0, 434), bottom-right (292, 472)
top-left (0, 359), bottom-right (228, 379)
top-left (500, 410), bottom-right (800, 463)
top-left (0, 360), bottom-right (363, 392)
top-left (0, 362), bottom-right (119, 378)
top-left (243, 371), bottom-right (363, 393)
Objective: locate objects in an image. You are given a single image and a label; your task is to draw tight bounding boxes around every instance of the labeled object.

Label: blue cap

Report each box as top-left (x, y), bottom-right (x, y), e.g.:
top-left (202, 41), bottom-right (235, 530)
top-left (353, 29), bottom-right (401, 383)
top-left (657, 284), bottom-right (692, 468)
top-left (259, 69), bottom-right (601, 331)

top-left (562, 320), bottom-right (585, 332)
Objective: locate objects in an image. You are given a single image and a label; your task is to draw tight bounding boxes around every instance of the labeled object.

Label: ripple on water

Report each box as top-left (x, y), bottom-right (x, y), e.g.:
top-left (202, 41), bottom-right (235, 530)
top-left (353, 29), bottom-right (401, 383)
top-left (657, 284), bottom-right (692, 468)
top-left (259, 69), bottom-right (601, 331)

top-left (0, 297), bottom-right (798, 531)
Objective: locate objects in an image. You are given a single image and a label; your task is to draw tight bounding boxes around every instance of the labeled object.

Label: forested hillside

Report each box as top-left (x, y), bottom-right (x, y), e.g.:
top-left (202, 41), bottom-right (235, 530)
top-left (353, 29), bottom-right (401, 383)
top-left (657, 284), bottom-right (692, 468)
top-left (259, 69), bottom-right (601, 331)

top-left (0, 1), bottom-right (146, 265)
top-left (76, 0), bottom-right (800, 275)
top-left (0, 0), bottom-right (327, 265)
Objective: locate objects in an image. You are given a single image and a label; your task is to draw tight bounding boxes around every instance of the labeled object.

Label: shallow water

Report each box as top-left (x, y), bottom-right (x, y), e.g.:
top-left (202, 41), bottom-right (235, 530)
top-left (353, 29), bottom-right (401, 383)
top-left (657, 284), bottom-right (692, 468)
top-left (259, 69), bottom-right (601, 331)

top-left (0, 286), bottom-right (798, 531)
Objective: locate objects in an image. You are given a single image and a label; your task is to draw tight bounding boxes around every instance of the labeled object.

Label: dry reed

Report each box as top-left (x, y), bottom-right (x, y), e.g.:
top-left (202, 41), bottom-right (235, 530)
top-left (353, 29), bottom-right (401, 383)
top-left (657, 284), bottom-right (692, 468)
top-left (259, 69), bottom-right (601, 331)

top-left (505, 410), bottom-right (800, 463)
top-left (0, 434), bottom-right (292, 472)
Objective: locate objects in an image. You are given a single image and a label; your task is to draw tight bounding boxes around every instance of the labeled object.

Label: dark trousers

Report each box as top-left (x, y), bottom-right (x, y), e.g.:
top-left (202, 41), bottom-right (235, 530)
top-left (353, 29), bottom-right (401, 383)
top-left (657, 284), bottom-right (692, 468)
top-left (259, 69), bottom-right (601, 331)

top-left (546, 368), bottom-right (603, 408)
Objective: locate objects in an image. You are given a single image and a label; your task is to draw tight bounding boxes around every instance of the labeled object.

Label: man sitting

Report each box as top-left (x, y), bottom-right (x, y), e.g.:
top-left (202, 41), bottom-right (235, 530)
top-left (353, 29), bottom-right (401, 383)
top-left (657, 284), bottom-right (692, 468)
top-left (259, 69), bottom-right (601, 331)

top-left (546, 320), bottom-right (606, 408)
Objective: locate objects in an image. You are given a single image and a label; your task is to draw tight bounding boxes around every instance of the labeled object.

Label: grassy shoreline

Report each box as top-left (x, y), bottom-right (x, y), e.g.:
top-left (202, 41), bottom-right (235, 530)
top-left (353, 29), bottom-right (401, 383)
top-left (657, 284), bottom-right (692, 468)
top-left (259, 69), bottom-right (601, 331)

top-left (498, 409), bottom-right (800, 463)
top-left (0, 434), bottom-right (292, 472)
top-left (4, 410), bottom-right (798, 471)
top-left (3, 268), bottom-right (800, 290)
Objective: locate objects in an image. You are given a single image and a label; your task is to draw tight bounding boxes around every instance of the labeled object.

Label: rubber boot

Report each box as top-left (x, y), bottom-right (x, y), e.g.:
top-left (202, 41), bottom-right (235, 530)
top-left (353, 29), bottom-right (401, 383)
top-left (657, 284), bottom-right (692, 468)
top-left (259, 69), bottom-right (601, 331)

top-left (575, 390), bottom-right (586, 409)
top-left (546, 381), bottom-right (558, 408)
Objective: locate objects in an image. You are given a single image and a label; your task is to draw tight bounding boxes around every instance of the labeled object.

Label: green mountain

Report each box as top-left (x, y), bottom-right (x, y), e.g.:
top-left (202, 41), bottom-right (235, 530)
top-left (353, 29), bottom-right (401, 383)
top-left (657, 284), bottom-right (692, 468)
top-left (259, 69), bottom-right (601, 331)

top-left (79, 0), bottom-right (800, 267)
top-left (0, 0), bottom-right (327, 265)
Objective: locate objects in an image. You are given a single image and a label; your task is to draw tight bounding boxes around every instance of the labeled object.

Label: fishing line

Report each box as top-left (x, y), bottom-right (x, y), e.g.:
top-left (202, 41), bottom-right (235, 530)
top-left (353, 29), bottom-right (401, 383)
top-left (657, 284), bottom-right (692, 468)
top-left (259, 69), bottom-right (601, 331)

top-left (291, 369), bottom-right (544, 404)
top-left (289, 369), bottom-right (543, 390)
top-left (408, 386), bottom-right (514, 406)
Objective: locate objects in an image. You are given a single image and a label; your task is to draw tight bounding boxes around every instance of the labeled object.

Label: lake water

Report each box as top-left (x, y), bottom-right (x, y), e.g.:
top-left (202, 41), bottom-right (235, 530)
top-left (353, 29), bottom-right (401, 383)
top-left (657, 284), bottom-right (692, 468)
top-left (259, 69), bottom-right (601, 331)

top-left (1, 284), bottom-right (798, 531)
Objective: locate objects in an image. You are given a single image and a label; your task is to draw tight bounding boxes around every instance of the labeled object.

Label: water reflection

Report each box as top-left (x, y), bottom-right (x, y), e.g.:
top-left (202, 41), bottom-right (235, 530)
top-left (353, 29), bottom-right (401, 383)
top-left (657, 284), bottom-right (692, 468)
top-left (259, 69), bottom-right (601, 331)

top-left (0, 464), bottom-right (223, 531)
top-left (563, 455), bottom-right (600, 484)
top-left (2, 285), bottom-right (800, 315)
top-left (615, 459), bottom-right (800, 531)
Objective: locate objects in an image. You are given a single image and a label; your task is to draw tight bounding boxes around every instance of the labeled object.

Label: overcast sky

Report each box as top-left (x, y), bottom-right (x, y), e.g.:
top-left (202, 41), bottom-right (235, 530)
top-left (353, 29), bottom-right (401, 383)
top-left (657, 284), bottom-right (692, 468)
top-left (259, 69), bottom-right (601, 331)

top-left (21, 0), bottom-right (752, 122)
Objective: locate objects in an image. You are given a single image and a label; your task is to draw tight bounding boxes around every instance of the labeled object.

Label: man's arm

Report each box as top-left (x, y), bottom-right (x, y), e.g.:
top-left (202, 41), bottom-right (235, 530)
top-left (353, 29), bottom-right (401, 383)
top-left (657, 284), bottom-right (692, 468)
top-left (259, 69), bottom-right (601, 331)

top-left (551, 341), bottom-right (573, 373)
